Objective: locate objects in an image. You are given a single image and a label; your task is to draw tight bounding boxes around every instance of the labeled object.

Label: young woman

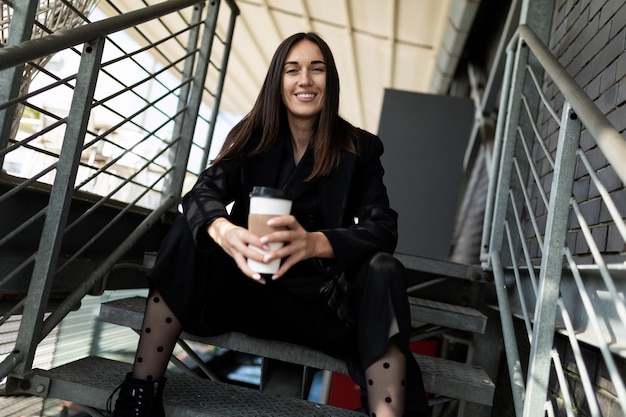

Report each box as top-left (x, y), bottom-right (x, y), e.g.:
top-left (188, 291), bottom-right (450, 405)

top-left (110, 32), bottom-right (431, 417)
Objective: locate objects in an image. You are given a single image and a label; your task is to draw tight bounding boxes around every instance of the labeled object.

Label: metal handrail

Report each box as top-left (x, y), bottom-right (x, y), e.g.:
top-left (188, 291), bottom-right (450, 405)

top-left (517, 24), bottom-right (626, 185)
top-left (485, 22), bottom-right (626, 417)
top-left (0, 0), bottom-right (199, 71)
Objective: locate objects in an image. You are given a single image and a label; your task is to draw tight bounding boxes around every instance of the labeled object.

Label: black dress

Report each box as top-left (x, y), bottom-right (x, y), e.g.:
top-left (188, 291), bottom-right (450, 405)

top-left (148, 133), bottom-right (431, 416)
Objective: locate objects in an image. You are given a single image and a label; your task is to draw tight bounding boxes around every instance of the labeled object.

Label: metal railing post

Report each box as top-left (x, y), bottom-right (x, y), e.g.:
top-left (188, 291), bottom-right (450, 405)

top-left (200, 6), bottom-right (238, 170)
top-left (487, 34), bottom-right (528, 262)
top-left (485, 0), bottom-right (555, 264)
top-left (491, 251), bottom-right (526, 417)
top-left (160, 1), bottom-right (204, 207)
top-left (163, 0), bottom-right (220, 198)
top-left (0, 0), bottom-right (38, 166)
top-left (522, 103), bottom-right (581, 416)
top-left (480, 45), bottom-right (515, 265)
top-left (11, 37), bottom-right (105, 377)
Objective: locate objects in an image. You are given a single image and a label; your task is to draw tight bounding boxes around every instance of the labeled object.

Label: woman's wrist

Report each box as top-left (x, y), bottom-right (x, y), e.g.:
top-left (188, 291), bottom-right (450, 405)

top-left (311, 231), bottom-right (334, 258)
top-left (207, 217), bottom-right (231, 242)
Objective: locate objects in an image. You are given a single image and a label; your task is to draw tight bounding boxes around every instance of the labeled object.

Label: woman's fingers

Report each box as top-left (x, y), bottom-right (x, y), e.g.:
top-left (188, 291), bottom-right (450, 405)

top-left (212, 222), bottom-right (267, 283)
top-left (258, 215), bottom-right (312, 278)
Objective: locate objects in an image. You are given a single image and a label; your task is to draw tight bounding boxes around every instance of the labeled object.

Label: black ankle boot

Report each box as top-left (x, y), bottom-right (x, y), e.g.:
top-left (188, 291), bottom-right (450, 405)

top-left (107, 373), bottom-right (166, 417)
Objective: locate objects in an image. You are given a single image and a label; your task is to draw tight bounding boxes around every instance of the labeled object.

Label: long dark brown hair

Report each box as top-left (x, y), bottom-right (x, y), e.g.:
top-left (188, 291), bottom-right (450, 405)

top-left (212, 32), bottom-right (357, 180)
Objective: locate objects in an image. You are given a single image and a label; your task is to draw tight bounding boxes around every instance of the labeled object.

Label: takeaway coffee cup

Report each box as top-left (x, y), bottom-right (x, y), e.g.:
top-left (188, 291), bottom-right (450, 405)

top-left (247, 186), bottom-right (292, 274)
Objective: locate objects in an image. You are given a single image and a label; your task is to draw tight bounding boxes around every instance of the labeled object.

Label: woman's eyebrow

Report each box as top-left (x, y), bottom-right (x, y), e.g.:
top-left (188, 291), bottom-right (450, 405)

top-left (284, 60), bottom-right (326, 66)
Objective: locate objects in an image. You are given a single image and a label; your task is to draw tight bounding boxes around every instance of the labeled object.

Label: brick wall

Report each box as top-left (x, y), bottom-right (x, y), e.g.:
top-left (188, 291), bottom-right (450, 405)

top-left (539, 0), bottom-right (626, 262)
top-left (546, 2), bottom-right (626, 414)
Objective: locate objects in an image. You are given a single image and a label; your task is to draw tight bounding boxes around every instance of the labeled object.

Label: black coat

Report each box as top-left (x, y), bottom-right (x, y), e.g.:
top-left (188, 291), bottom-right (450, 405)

top-left (181, 128), bottom-right (398, 272)
top-left (150, 129), bottom-right (430, 417)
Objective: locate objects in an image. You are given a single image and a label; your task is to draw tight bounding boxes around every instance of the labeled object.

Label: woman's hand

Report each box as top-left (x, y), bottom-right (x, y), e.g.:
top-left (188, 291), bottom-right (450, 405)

top-left (207, 217), bottom-right (269, 284)
top-left (260, 215), bottom-right (334, 279)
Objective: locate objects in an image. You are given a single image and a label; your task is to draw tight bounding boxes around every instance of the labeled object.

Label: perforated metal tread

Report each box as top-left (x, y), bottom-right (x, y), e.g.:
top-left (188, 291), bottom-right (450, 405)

top-left (394, 253), bottom-right (489, 283)
top-left (408, 297), bottom-right (487, 333)
top-left (100, 297), bottom-right (495, 405)
top-left (416, 354), bottom-right (494, 406)
top-left (39, 356), bottom-right (365, 416)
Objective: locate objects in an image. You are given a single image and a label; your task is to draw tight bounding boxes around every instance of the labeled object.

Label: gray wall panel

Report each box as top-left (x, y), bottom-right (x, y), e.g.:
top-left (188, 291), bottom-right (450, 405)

top-left (378, 89), bottom-right (474, 260)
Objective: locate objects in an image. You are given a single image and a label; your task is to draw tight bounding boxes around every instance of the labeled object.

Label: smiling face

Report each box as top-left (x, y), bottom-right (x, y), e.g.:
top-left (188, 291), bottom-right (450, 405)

top-left (281, 39), bottom-right (326, 124)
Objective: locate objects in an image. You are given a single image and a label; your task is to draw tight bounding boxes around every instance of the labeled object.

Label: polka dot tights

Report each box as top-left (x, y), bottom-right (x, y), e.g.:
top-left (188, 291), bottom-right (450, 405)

top-left (365, 337), bottom-right (406, 417)
top-left (130, 291), bottom-right (408, 417)
top-left (131, 290), bottom-right (182, 381)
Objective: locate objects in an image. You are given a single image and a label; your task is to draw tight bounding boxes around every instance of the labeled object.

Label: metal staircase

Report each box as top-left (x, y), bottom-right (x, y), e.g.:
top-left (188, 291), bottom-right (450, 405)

top-left (8, 278), bottom-right (495, 416)
top-left (2, 1), bottom-right (626, 417)
top-left (0, 1), bottom-right (496, 415)
top-left (95, 293), bottom-right (494, 403)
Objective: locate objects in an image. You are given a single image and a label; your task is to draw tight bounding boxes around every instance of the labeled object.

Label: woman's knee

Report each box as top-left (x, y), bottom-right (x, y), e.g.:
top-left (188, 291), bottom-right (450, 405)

top-left (350, 252), bottom-right (406, 296)
top-left (367, 252), bottom-right (405, 280)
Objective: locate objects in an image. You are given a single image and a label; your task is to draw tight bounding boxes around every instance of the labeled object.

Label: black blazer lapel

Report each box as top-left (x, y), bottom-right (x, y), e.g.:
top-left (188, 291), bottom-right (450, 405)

top-left (240, 142), bottom-right (285, 192)
top-left (282, 148), bottom-right (315, 200)
top-left (319, 151), bottom-right (357, 228)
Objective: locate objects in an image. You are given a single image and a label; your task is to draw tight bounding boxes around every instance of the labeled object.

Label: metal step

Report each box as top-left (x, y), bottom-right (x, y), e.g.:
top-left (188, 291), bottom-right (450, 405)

top-left (408, 296), bottom-right (487, 334)
top-left (31, 356), bottom-right (364, 416)
top-left (394, 253), bottom-right (491, 283)
top-left (100, 297), bottom-right (495, 405)
top-left (103, 293), bottom-right (487, 338)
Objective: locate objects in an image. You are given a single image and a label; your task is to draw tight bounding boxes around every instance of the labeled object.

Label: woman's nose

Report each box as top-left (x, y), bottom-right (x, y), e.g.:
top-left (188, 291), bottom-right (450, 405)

top-left (298, 71), bottom-right (312, 85)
